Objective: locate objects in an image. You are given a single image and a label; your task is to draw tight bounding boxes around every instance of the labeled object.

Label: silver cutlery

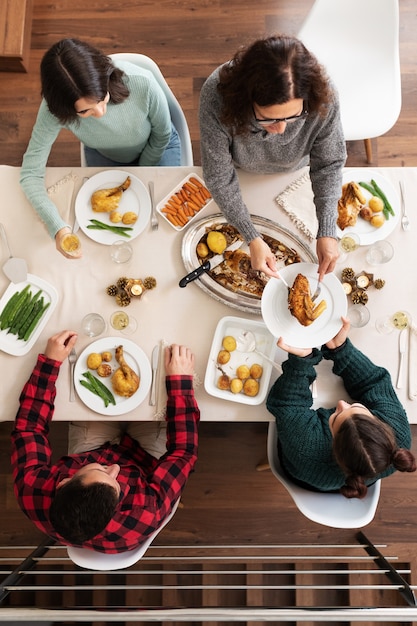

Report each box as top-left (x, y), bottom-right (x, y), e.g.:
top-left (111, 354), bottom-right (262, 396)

top-left (399, 180), bottom-right (410, 231)
top-left (149, 344), bottom-right (160, 405)
top-left (68, 348), bottom-right (77, 401)
top-left (311, 279), bottom-right (321, 302)
top-left (396, 327), bottom-right (408, 389)
top-left (149, 181), bottom-right (158, 231)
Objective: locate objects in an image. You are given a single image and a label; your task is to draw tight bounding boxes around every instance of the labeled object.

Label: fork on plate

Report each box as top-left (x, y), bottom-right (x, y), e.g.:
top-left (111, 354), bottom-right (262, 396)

top-left (149, 181), bottom-right (158, 231)
top-left (311, 280), bottom-right (321, 302)
top-left (69, 348), bottom-right (77, 402)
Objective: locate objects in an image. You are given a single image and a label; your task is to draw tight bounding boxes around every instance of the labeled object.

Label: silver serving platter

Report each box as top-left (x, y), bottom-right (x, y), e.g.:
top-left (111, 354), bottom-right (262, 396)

top-left (181, 214), bottom-right (317, 315)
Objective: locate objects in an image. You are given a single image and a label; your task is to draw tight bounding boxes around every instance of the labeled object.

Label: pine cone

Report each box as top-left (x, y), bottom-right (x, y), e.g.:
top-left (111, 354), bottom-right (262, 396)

top-left (115, 292), bottom-right (131, 307)
top-left (340, 267), bottom-right (355, 282)
top-left (117, 276), bottom-right (129, 289)
top-left (351, 289), bottom-right (369, 305)
top-left (374, 278), bottom-right (386, 290)
top-left (143, 276), bottom-right (157, 290)
top-left (106, 285), bottom-right (118, 296)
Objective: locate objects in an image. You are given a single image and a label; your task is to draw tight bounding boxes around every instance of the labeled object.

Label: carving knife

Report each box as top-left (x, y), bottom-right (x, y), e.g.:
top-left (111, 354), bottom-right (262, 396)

top-left (179, 239), bottom-right (243, 287)
top-left (149, 344), bottom-right (160, 406)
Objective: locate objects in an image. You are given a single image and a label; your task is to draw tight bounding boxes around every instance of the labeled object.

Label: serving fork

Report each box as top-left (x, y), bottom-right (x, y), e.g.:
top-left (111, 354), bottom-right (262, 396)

top-left (69, 348), bottom-right (77, 402)
top-left (399, 180), bottom-right (410, 231)
top-left (149, 181), bottom-right (158, 230)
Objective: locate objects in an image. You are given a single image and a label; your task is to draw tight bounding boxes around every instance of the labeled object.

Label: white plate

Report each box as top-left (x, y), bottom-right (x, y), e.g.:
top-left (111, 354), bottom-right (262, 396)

top-left (261, 262), bottom-right (347, 349)
top-left (0, 274), bottom-right (58, 356)
top-left (75, 170), bottom-right (151, 245)
top-left (74, 337), bottom-right (152, 416)
top-left (337, 169), bottom-right (400, 245)
top-left (204, 315), bottom-right (276, 405)
top-left (156, 173), bottom-right (213, 231)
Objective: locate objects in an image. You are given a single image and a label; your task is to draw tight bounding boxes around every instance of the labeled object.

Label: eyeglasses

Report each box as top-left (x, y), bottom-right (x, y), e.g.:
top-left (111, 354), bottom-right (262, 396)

top-left (253, 107), bottom-right (309, 127)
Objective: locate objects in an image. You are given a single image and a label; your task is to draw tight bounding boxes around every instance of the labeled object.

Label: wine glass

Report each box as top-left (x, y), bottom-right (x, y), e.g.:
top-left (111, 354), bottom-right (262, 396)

top-left (81, 313), bottom-right (106, 337)
top-left (375, 310), bottom-right (411, 335)
top-left (110, 310), bottom-right (137, 334)
top-left (337, 232), bottom-right (360, 264)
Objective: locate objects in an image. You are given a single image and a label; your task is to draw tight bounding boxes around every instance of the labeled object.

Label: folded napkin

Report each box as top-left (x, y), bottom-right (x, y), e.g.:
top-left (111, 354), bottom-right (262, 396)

top-left (408, 323), bottom-right (417, 400)
top-left (153, 340), bottom-right (202, 420)
top-left (47, 171), bottom-right (78, 224)
top-left (275, 169), bottom-right (318, 242)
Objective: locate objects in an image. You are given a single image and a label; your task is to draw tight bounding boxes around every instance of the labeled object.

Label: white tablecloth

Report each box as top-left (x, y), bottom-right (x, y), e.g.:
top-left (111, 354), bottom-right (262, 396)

top-left (1, 165), bottom-right (416, 423)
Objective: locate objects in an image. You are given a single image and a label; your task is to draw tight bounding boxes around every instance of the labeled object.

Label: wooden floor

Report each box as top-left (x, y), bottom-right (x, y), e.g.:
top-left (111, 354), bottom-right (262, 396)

top-left (1, 0), bottom-right (417, 551)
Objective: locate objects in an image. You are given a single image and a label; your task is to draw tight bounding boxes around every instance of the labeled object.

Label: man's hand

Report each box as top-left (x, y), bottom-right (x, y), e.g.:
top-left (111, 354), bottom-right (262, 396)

top-left (325, 316), bottom-right (350, 349)
top-left (316, 237), bottom-right (339, 280)
top-left (165, 344), bottom-right (195, 376)
top-left (249, 237), bottom-right (281, 278)
top-left (276, 337), bottom-right (313, 358)
top-left (44, 330), bottom-right (78, 362)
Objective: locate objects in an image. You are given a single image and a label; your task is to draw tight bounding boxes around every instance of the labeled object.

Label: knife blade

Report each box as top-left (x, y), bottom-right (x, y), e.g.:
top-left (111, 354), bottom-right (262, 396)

top-left (396, 327), bottom-right (408, 389)
top-left (179, 239), bottom-right (243, 288)
top-left (149, 344), bottom-right (160, 406)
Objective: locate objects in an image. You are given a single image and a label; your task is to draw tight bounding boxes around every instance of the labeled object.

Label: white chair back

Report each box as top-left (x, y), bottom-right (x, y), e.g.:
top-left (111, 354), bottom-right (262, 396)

top-left (267, 422), bottom-right (381, 529)
top-left (67, 498), bottom-right (180, 571)
top-left (298, 0), bottom-right (401, 161)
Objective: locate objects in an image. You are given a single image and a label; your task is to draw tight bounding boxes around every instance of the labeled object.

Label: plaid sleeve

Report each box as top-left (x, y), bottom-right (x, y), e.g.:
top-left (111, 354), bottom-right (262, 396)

top-left (11, 354), bottom-right (62, 513)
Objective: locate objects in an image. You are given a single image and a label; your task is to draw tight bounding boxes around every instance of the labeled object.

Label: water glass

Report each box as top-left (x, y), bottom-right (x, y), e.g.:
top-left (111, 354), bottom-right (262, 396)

top-left (82, 313), bottom-right (106, 337)
top-left (365, 240), bottom-right (394, 265)
top-left (110, 240), bottom-right (133, 263)
top-left (349, 304), bottom-right (370, 328)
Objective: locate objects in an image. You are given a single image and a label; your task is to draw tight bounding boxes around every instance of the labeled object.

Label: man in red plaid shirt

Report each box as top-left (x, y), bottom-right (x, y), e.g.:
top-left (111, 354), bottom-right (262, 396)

top-left (11, 330), bottom-right (200, 553)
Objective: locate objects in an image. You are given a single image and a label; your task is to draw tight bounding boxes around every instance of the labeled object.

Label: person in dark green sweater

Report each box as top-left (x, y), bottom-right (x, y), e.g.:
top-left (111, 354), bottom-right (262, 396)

top-left (266, 317), bottom-right (416, 498)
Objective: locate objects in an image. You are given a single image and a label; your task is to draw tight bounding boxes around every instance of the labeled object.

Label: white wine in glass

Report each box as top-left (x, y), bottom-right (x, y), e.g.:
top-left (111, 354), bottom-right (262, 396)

top-left (375, 310), bottom-right (411, 334)
top-left (391, 311), bottom-right (410, 330)
top-left (340, 234), bottom-right (360, 253)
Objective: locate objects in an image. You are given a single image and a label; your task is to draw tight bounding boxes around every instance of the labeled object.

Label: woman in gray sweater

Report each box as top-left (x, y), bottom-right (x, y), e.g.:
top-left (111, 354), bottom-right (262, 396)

top-left (199, 35), bottom-right (347, 281)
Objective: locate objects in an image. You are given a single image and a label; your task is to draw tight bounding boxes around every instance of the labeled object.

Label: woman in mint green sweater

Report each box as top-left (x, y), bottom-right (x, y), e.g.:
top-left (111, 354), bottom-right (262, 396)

top-left (266, 318), bottom-right (416, 498)
top-left (20, 39), bottom-right (180, 257)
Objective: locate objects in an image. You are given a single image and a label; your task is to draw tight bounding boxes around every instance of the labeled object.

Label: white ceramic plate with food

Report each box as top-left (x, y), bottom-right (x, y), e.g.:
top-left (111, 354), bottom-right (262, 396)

top-left (75, 170), bottom-right (151, 244)
top-left (336, 169), bottom-right (400, 245)
top-left (204, 315), bottom-right (277, 405)
top-left (74, 337), bottom-right (152, 416)
top-left (0, 274), bottom-right (58, 356)
top-left (156, 173), bottom-right (213, 231)
top-left (261, 262), bottom-right (347, 349)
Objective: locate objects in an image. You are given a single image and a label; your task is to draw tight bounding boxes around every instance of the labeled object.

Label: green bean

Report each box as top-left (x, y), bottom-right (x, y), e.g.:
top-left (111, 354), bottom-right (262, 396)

top-left (82, 371), bottom-right (116, 406)
top-left (359, 181), bottom-right (390, 220)
top-left (14, 290), bottom-right (42, 335)
top-left (0, 291), bottom-right (21, 327)
top-left (79, 379), bottom-right (109, 407)
top-left (1, 285), bottom-right (31, 330)
top-left (87, 219), bottom-right (133, 237)
top-left (370, 179), bottom-right (395, 216)
top-left (22, 301), bottom-right (50, 341)
top-left (18, 298), bottom-right (44, 339)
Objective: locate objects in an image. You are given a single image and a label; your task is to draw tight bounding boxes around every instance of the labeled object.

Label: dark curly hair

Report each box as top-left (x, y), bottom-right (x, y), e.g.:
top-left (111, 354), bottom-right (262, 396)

top-left (49, 475), bottom-right (119, 544)
top-left (333, 412), bottom-right (416, 499)
top-left (40, 38), bottom-right (129, 124)
top-left (217, 34), bottom-right (332, 135)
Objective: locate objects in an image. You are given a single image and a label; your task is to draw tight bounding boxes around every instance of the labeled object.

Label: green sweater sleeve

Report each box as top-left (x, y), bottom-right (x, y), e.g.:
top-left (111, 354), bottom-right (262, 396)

top-left (322, 339), bottom-right (411, 450)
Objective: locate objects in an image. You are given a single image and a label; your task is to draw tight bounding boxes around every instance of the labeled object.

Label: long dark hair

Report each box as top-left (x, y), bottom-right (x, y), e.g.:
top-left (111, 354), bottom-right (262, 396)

top-left (333, 413), bottom-right (416, 499)
top-left (40, 38), bottom-right (129, 124)
top-left (217, 34), bottom-right (332, 135)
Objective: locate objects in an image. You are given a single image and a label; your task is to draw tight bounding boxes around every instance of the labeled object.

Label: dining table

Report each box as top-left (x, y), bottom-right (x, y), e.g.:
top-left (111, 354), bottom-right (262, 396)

top-left (0, 164), bottom-right (416, 423)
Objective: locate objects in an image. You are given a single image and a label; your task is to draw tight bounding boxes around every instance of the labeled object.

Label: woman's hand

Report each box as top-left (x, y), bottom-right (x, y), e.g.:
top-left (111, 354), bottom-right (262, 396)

top-left (325, 316), bottom-right (350, 349)
top-left (316, 237), bottom-right (339, 280)
top-left (249, 237), bottom-right (281, 278)
top-left (44, 330), bottom-right (78, 362)
top-left (276, 337), bottom-right (313, 358)
top-left (165, 344), bottom-right (195, 376)
top-left (55, 227), bottom-right (82, 259)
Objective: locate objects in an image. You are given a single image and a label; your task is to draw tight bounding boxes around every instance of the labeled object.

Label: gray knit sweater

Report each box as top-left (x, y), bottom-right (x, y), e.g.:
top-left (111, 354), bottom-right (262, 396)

top-left (199, 65), bottom-right (347, 243)
top-left (266, 339), bottom-right (412, 492)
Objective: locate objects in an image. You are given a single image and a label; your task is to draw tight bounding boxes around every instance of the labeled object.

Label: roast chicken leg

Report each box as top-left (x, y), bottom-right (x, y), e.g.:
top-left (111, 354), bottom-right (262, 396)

top-left (91, 176), bottom-right (131, 212)
top-left (111, 345), bottom-right (140, 398)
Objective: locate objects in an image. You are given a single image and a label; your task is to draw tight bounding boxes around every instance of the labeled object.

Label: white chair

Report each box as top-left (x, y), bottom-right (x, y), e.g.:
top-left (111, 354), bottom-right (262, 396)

top-left (80, 52), bottom-right (193, 166)
top-left (298, 0), bottom-right (401, 163)
top-left (267, 422), bottom-right (381, 529)
top-left (67, 498), bottom-right (180, 571)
